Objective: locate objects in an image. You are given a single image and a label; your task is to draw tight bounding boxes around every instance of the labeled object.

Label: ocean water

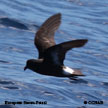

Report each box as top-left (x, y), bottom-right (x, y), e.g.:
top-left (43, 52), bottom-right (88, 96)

top-left (0, 0), bottom-right (108, 108)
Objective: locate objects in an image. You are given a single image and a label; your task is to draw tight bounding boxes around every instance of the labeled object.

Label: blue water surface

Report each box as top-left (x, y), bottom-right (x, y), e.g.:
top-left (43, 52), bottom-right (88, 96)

top-left (0, 0), bottom-right (108, 108)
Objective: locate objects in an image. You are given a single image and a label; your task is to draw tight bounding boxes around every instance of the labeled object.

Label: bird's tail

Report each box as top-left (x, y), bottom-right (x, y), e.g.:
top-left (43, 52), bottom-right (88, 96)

top-left (71, 69), bottom-right (85, 76)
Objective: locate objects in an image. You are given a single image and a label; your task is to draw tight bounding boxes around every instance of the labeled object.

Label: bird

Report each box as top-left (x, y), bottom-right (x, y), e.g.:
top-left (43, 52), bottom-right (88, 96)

top-left (24, 13), bottom-right (88, 77)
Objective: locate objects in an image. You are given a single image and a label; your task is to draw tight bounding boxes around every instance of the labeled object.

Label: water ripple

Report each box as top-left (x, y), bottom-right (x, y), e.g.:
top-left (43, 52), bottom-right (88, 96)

top-left (0, 17), bottom-right (28, 30)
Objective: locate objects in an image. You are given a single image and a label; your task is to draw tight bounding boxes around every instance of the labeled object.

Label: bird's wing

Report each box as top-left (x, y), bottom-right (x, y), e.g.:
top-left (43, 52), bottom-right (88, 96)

top-left (43, 39), bottom-right (88, 65)
top-left (34, 13), bottom-right (61, 58)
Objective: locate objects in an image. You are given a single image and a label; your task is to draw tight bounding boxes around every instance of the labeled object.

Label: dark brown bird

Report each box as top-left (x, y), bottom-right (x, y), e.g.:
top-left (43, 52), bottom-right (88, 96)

top-left (24, 13), bottom-right (88, 77)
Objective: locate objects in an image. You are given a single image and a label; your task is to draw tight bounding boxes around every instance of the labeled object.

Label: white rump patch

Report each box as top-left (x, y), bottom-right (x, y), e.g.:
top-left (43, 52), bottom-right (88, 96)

top-left (63, 66), bottom-right (74, 75)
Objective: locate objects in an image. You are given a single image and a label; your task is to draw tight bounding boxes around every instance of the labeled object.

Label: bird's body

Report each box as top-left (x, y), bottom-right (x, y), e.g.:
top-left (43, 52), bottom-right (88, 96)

top-left (24, 13), bottom-right (88, 77)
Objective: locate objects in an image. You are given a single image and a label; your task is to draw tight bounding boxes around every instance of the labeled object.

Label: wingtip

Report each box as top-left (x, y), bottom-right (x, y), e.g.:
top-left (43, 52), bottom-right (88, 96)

top-left (56, 13), bottom-right (61, 15)
top-left (54, 13), bottom-right (62, 18)
top-left (81, 39), bottom-right (88, 46)
top-left (76, 39), bottom-right (88, 47)
top-left (83, 39), bottom-right (88, 44)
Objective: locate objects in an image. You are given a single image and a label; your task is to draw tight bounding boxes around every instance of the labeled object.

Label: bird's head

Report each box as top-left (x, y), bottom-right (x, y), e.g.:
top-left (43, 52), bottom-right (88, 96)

top-left (24, 59), bottom-right (33, 71)
top-left (24, 59), bottom-right (43, 71)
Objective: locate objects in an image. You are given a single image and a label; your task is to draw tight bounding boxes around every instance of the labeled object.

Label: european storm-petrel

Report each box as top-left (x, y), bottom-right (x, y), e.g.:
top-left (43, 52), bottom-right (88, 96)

top-left (24, 13), bottom-right (88, 77)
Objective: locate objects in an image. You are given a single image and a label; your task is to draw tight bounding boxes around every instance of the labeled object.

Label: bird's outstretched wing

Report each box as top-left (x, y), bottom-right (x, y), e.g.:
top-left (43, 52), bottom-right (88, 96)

top-left (34, 13), bottom-right (61, 58)
top-left (43, 39), bottom-right (88, 65)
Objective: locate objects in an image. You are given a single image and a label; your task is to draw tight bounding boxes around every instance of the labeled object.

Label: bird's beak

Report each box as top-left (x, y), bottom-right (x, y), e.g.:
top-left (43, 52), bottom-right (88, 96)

top-left (24, 66), bottom-right (27, 71)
